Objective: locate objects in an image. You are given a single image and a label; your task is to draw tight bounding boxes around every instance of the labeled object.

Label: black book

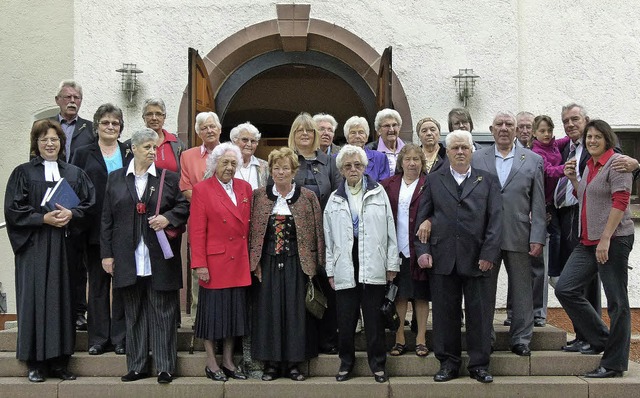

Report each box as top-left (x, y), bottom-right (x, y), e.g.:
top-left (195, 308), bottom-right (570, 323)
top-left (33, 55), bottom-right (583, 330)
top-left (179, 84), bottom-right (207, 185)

top-left (41, 178), bottom-right (80, 211)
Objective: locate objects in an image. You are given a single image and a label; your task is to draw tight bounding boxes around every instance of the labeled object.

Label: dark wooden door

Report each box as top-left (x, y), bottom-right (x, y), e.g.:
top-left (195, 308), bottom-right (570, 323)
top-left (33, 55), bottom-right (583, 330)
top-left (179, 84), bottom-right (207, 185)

top-left (187, 48), bottom-right (216, 148)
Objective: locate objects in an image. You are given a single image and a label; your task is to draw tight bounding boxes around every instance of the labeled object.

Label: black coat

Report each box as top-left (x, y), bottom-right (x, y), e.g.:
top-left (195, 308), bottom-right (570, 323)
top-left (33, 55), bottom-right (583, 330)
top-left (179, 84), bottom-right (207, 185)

top-left (100, 166), bottom-right (190, 291)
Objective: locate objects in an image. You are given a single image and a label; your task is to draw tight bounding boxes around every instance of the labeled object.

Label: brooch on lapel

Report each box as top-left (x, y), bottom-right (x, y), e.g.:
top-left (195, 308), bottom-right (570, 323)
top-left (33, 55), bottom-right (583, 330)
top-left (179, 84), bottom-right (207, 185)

top-left (474, 176), bottom-right (483, 183)
top-left (242, 197), bottom-right (248, 203)
top-left (521, 154), bottom-right (526, 161)
top-left (125, 148), bottom-right (131, 158)
top-left (79, 123), bottom-right (86, 131)
top-left (150, 186), bottom-right (155, 196)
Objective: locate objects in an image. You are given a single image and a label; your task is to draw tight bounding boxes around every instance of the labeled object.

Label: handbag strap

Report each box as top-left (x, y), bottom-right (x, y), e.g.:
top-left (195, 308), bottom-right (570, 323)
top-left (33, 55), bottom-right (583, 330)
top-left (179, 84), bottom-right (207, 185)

top-left (309, 275), bottom-right (324, 295)
top-left (155, 169), bottom-right (166, 216)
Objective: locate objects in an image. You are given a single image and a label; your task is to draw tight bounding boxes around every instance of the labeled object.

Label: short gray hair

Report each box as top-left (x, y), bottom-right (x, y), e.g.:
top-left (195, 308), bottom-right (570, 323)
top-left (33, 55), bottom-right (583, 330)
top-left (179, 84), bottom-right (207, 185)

top-left (445, 130), bottom-right (473, 148)
top-left (57, 80), bottom-right (83, 97)
top-left (343, 116), bottom-right (370, 138)
top-left (313, 113), bottom-right (338, 131)
top-left (131, 128), bottom-right (158, 146)
top-left (194, 112), bottom-right (221, 133)
top-left (492, 111), bottom-right (516, 125)
top-left (230, 122), bottom-right (261, 142)
top-left (336, 144), bottom-right (368, 170)
top-left (142, 98), bottom-right (166, 115)
top-left (516, 111), bottom-right (534, 121)
top-left (375, 108), bottom-right (402, 131)
top-left (205, 142), bottom-right (243, 179)
top-left (561, 103), bottom-right (588, 118)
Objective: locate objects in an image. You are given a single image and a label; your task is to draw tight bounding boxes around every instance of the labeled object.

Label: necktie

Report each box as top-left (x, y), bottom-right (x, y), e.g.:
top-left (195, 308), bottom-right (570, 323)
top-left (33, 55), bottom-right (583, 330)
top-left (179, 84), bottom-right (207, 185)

top-left (555, 142), bottom-right (577, 208)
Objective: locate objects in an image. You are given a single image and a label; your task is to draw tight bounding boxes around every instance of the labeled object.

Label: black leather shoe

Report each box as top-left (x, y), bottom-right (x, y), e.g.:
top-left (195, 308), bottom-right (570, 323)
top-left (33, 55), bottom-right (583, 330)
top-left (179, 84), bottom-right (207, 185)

top-left (469, 368), bottom-right (493, 383)
top-left (580, 345), bottom-right (604, 355)
top-left (121, 371), bottom-right (149, 382)
top-left (511, 344), bottom-right (531, 356)
top-left (534, 318), bottom-right (546, 327)
top-left (503, 319), bottom-right (512, 326)
top-left (222, 366), bottom-right (247, 380)
top-left (584, 366), bottom-right (623, 378)
top-left (75, 315), bottom-right (87, 331)
top-left (88, 344), bottom-right (105, 355)
top-left (335, 368), bottom-right (352, 382)
top-left (157, 372), bottom-right (173, 384)
top-left (562, 339), bottom-right (586, 352)
top-left (433, 367), bottom-right (459, 382)
top-left (114, 344), bottom-right (126, 355)
top-left (28, 368), bottom-right (45, 382)
top-left (373, 372), bottom-right (388, 383)
top-left (50, 367), bottom-right (77, 380)
top-left (205, 366), bottom-right (227, 382)
top-left (320, 344), bottom-right (339, 355)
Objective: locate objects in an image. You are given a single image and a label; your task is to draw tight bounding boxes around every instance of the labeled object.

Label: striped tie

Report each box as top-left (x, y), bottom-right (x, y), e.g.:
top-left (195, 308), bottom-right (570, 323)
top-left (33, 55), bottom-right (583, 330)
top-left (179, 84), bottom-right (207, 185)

top-left (555, 142), bottom-right (577, 208)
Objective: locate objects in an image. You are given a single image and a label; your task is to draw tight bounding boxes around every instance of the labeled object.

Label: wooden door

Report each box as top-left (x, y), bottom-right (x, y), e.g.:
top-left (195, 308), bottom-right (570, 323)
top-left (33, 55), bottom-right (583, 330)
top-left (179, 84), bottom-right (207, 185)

top-left (187, 48), bottom-right (216, 148)
top-left (376, 46), bottom-right (393, 111)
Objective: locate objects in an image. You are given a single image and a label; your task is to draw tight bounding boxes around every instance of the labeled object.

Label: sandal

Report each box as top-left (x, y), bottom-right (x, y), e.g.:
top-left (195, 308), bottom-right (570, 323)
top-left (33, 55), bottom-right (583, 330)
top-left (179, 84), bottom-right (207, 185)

top-left (389, 343), bottom-right (407, 356)
top-left (288, 367), bottom-right (306, 381)
top-left (415, 343), bottom-right (429, 357)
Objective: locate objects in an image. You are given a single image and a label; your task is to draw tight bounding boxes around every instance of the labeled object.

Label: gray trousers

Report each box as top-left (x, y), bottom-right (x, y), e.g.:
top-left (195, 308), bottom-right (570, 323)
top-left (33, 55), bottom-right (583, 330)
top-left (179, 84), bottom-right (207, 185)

top-left (555, 236), bottom-right (633, 372)
top-left (490, 250), bottom-right (534, 347)
top-left (506, 251), bottom-right (547, 320)
top-left (121, 277), bottom-right (178, 374)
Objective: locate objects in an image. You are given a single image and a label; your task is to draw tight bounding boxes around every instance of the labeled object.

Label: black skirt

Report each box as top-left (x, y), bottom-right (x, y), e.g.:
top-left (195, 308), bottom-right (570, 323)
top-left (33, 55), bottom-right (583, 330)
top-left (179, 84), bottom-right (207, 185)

top-left (395, 255), bottom-right (431, 301)
top-left (194, 286), bottom-right (248, 341)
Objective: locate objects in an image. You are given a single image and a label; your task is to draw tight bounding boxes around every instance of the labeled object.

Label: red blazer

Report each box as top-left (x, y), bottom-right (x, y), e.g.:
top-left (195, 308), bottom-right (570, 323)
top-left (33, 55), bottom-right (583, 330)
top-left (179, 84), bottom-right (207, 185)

top-left (189, 177), bottom-right (252, 289)
top-left (380, 173), bottom-right (428, 281)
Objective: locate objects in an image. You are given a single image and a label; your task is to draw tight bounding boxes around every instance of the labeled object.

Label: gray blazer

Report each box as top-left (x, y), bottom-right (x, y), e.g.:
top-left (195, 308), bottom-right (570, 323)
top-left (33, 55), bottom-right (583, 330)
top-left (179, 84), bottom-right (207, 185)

top-left (472, 145), bottom-right (546, 253)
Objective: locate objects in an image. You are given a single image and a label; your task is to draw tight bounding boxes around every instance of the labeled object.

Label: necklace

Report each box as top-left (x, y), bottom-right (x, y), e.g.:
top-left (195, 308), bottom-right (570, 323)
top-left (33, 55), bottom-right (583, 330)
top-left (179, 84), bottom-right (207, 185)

top-left (99, 142), bottom-right (118, 157)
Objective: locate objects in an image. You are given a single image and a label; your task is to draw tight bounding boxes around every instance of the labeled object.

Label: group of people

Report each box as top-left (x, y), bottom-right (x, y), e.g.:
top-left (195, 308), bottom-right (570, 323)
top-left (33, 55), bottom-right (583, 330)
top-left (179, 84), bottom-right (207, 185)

top-left (5, 79), bottom-right (638, 385)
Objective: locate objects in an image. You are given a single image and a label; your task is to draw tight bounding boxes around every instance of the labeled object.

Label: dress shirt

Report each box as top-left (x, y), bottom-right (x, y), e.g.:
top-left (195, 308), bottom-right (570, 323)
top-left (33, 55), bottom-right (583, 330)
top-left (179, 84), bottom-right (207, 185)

top-left (218, 177), bottom-right (237, 205)
top-left (376, 137), bottom-right (405, 174)
top-left (58, 114), bottom-right (78, 161)
top-left (126, 160), bottom-right (156, 277)
top-left (494, 145), bottom-right (515, 187)
top-left (397, 178), bottom-right (418, 257)
top-left (271, 183), bottom-right (295, 215)
top-left (235, 156), bottom-right (260, 189)
top-left (450, 165), bottom-right (471, 185)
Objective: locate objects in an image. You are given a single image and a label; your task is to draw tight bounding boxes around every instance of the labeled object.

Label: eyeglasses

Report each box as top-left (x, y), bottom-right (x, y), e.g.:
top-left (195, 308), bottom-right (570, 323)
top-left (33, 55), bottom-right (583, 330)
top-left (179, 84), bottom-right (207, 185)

top-left (342, 162), bottom-right (364, 170)
top-left (99, 121), bottom-right (121, 127)
top-left (380, 123), bottom-right (399, 130)
top-left (240, 137), bottom-right (258, 145)
top-left (319, 127), bottom-right (334, 133)
top-left (143, 112), bottom-right (165, 118)
top-left (295, 128), bottom-right (314, 135)
top-left (38, 138), bottom-right (60, 144)
top-left (59, 95), bottom-right (82, 101)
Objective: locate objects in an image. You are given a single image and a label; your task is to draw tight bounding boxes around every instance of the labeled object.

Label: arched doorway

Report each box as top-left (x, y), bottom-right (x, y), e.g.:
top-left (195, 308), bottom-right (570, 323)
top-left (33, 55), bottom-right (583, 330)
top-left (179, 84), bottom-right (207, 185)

top-left (177, 4), bottom-right (413, 150)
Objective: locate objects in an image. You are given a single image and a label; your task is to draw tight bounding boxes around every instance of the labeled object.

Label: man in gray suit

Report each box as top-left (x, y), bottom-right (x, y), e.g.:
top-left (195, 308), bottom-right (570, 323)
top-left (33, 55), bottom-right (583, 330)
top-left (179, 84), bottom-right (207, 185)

top-left (472, 111), bottom-right (546, 356)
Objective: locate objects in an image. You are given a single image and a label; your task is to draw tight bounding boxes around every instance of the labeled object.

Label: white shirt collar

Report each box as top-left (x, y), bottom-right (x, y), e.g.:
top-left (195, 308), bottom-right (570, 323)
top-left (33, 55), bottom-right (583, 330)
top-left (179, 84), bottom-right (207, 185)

top-left (126, 160), bottom-right (157, 177)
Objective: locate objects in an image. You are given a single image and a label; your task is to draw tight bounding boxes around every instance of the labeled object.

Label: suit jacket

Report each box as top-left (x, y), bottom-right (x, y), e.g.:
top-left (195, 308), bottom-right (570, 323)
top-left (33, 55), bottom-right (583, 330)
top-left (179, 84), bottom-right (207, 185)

top-left (48, 115), bottom-right (95, 161)
top-left (71, 141), bottom-right (128, 244)
top-left (414, 168), bottom-right (502, 277)
top-left (472, 145), bottom-right (546, 252)
top-left (189, 177), bottom-right (252, 290)
top-left (380, 173), bottom-right (428, 281)
top-left (100, 166), bottom-right (190, 291)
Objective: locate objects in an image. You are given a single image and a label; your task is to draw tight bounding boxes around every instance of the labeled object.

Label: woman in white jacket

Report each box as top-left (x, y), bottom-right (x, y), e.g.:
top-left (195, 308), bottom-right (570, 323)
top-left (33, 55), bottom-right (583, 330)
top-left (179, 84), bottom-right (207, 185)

top-left (323, 144), bottom-right (399, 383)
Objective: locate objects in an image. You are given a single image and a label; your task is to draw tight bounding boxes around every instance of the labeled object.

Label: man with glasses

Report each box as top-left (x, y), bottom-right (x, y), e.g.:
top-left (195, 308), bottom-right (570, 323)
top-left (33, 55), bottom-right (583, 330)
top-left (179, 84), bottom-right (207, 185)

top-left (51, 80), bottom-right (94, 162)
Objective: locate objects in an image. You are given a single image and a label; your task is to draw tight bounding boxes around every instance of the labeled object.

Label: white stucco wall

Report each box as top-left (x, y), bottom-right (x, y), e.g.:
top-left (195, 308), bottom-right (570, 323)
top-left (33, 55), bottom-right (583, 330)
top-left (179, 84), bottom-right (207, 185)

top-left (1, 0), bottom-right (640, 312)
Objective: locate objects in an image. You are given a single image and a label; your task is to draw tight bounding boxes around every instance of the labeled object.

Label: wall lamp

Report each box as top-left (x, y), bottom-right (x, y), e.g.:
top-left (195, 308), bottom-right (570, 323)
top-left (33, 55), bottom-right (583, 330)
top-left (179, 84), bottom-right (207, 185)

top-left (116, 63), bottom-right (143, 103)
top-left (453, 68), bottom-right (479, 107)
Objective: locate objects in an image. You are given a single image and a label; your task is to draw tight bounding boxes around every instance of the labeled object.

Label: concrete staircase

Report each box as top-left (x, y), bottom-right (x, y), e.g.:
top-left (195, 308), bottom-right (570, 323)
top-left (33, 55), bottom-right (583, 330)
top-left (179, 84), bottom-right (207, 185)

top-left (1, 314), bottom-right (639, 398)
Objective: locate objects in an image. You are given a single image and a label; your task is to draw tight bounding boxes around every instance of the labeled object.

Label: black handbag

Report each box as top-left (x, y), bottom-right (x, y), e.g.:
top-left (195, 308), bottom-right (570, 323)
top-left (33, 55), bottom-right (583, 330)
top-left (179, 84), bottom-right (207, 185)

top-left (305, 276), bottom-right (327, 319)
top-left (381, 282), bottom-right (400, 332)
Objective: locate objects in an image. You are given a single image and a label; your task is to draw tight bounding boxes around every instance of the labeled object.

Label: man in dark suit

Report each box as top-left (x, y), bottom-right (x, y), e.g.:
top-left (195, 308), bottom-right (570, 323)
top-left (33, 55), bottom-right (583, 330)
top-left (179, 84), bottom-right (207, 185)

top-left (52, 80), bottom-right (95, 162)
top-left (415, 130), bottom-right (502, 383)
top-left (472, 111), bottom-right (546, 357)
top-left (50, 80), bottom-right (95, 331)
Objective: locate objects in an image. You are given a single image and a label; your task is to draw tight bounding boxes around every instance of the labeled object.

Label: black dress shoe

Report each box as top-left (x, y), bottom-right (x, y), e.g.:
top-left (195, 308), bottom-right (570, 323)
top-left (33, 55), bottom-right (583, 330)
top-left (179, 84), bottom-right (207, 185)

top-left (50, 367), bottom-right (77, 380)
top-left (511, 344), bottom-right (531, 356)
top-left (562, 339), bottom-right (586, 352)
top-left (534, 318), bottom-right (546, 327)
top-left (121, 371), bottom-right (149, 382)
top-left (75, 315), bottom-right (88, 331)
top-left (28, 368), bottom-right (45, 382)
top-left (157, 372), bottom-right (173, 384)
top-left (320, 344), bottom-right (338, 355)
top-left (373, 372), bottom-right (388, 383)
top-left (205, 366), bottom-right (227, 382)
top-left (584, 366), bottom-right (623, 378)
top-left (433, 367), bottom-right (459, 382)
top-left (114, 344), bottom-right (126, 355)
top-left (580, 345), bottom-right (604, 355)
top-left (503, 319), bottom-right (512, 326)
top-left (469, 368), bottom-right (493, 383)
top-left (88, 344), bottom-right (105, 355)
top-left (222, 366), bottom-right (247, 380)
top-left (335, 370), bottom-right (352, 382)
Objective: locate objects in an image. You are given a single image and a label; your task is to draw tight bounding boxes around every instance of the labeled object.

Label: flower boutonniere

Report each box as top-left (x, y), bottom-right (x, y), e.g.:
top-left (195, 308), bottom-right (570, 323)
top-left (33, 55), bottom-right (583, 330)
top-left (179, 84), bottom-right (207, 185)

top-left (474, 176), bottom-right (483, 184)
top-left (242, 197), bottom-right (248, 204)
top-left (79, 123), bottom-right (87, 131)
top-left (520, 154), bottom-right (526, 161)
top-left (125, 148), bottom-right (131, 158)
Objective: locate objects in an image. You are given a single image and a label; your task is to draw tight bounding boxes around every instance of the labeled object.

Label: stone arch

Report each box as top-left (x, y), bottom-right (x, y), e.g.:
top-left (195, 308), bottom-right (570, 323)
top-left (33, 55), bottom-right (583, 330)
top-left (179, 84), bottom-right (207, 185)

top-left (177, 7), bottom-right (413, 142)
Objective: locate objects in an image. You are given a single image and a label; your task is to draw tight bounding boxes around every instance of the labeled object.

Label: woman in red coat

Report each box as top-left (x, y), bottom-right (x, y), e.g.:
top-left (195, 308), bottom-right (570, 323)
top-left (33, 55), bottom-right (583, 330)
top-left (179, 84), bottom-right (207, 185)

top-left (189, 142), bottom-right (252, 382)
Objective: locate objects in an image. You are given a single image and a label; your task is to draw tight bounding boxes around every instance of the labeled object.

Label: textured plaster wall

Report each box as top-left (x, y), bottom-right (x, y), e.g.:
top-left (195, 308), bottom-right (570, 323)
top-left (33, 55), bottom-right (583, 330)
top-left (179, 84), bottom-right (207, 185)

top-left (0, 0), bottom-right (75, 313)
top-left (2, 0), bottom-right (640, 311)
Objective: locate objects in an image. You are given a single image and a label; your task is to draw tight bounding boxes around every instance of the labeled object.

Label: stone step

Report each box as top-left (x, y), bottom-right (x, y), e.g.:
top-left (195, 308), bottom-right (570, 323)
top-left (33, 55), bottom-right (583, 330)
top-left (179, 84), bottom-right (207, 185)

top-left (0, 350), bottom-right (603, 378)
top-left (0, 323), bottom-right (567, 353)
top-left (2, 371), bottom-right (640, 398)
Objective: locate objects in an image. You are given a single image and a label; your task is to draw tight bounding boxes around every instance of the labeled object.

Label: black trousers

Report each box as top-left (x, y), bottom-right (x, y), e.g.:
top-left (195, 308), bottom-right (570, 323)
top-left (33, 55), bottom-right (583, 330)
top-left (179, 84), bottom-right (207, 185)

top-left (86, 244), bottom-right (126, 347)
top-left (66, 236), bottom-right (87, 319)
top-left (336, 283), bottom-right (386, 374)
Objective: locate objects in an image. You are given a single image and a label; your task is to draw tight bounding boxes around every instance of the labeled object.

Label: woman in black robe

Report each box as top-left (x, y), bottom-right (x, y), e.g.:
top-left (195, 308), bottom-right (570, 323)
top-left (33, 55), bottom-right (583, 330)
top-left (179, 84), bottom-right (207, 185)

top-left (4, 119), bottom-right (95, 382)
